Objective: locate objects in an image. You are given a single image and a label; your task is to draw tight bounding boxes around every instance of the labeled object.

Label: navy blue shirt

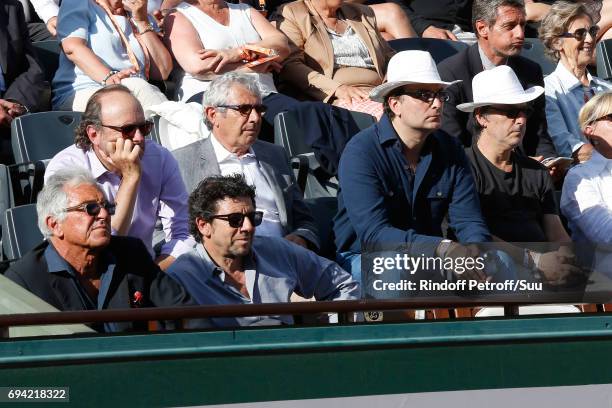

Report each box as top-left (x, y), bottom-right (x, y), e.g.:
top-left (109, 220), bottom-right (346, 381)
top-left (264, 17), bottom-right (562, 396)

top-left (334, 114), bottom-right (491, 256)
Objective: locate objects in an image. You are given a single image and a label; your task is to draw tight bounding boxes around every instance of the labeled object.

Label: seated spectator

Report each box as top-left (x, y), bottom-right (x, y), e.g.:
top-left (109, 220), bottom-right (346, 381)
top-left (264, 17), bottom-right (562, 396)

top-left (274, 0), bottom-right (396, 117)
top-left (45, 85), bottom-right (194, 270)
top-left (459, 65), bottom-right (579, 284)
top-left (438, 0), bottom-right (558, 159)
top-left (52, 0), bottom-right (171, 112)
top-left (540, 1), bottom-right (612, 162)
top-left (172, 73), bottom-right (319, 250)
top-left (561, 91), bottom-right (612, 259)
top-left (4, 168), bottom-right (194, 332)
top-left (334, 50), bottom-right (491, 285)
top-left (1, 0), bottom-right (50, 164)
top-left (167, 174), bottom-right (358, 327)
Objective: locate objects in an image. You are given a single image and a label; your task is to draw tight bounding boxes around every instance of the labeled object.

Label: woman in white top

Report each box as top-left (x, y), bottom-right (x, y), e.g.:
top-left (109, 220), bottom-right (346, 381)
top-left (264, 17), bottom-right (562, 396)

top-left (561, 91), bottom-right (612, 272)
top-left (53, 0), bottom-right (170, 111)
top-left (164, 0), bottom-right (289, 103)
top-left (540, 1), bottom-right (612, 162)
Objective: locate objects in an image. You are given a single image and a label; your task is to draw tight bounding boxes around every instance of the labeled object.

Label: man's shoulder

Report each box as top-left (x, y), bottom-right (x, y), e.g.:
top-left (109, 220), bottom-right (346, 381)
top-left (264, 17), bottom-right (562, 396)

top-left (509, 54), bottom-right (544, 80)
top-left (4, 241), bottom-right (50, 285)
top-left (167, 246), bottom-right (211, 278)
top-left (107, 236), bottom-right (153, 259)
top-left (437, 45), bottom-right (474, 79)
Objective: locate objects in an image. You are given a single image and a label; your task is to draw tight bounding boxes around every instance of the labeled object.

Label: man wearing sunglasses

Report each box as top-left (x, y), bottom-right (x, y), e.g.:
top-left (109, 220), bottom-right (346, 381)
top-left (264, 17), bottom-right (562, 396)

top-left (438, 0), bottom-right (558, 160)
top-left (5, 168), bottom-right (194, 332)
top-left (458, 66), bottom-right (581, 285)
top-left (45, 85), bottom-right (195, 270)
top-left (166, 174), bottom-right (358, 327)
top-left (334, 51), bottom-right (492, 298)
top-left (172, 73), bottom-right (320, 251)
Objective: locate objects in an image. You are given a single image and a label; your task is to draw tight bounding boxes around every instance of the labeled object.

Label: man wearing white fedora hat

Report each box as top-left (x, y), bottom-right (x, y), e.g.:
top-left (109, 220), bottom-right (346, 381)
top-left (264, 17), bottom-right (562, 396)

top-left (334, 50), bottom-right (492, 293)
top-left (438, 0), bottom-right (557, 160)
top-left (458, 65), bottom-right (580, 284)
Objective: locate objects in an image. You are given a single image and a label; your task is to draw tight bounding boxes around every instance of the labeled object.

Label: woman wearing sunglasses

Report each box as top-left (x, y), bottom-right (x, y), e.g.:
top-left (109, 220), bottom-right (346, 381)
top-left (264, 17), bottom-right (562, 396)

top-left (561, 91), bottom-right (612, 275)
top-left (540, 1), bottom-right (612, 164)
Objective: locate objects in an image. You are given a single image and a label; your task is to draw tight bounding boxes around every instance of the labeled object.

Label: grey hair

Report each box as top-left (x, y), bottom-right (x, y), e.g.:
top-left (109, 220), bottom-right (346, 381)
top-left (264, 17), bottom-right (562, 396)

top-left (37, 168), bottom-right (100, 238)
top-left (201, 72), bottom-right (262, 130)
top-left (472, 0), bottom-right (525, 37)
top-left (539, 1), bottom-right (593, 62)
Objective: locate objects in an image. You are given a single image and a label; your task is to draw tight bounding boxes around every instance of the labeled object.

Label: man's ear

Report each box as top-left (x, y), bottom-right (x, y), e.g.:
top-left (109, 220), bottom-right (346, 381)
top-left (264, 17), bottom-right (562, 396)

top-left (205, 106), bottom-right (218, 128)
top-left (47, 215), bottom-right (64, 239)
top-left (387, 96), bottom-right (402, 117)
top-left (474, 19), bottom-right (489, 39)
top-left (196, 217), bottom-right (212, 240)
top-left (86, 124), bottom-right (100, 148)
top-left (474, 109), bottom-right (488, 128)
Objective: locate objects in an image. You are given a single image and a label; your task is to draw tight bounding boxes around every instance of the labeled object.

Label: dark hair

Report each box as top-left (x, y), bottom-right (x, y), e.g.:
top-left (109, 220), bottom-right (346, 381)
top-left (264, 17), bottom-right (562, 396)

top-left (74, 84), bottom-right (135, 150)
top-left (472, 0), bottom-right (525, 36)
top-left (383, 87), bottom-right (407, 120)
top-left (189, 174), bottom-right (257, 242)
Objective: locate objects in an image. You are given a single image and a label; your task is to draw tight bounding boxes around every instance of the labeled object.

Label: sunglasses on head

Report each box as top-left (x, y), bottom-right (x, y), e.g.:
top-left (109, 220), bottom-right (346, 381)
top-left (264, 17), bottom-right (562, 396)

top-left (559, 25), bottom-right (599, 41)
top-left (484, 105), bottom-right (534, 119)
top-left (100, 120), bottom-right (153, 138)
top-left (207, 211), bottom-right (264, 228)
top-left (398, 89), bottom-right (450, 103)
top-left (217, 104), bottom-right (267, 116)
top-left (65, 201), bottom-right (116, 216)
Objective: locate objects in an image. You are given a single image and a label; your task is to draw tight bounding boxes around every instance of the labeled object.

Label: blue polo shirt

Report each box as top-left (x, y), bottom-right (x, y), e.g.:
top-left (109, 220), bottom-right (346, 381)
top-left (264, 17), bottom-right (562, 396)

top-left (334, 114), bottom-right (491, 256)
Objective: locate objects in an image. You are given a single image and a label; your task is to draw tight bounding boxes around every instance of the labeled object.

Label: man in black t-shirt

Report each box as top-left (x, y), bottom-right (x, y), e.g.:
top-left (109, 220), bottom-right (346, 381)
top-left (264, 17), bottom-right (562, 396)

top-left (457, 65), bottom-right (581, 284)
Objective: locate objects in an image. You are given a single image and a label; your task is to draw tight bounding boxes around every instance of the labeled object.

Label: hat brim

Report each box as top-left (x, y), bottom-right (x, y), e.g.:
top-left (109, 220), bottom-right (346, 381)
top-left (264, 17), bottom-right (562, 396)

top-left (456, 85), bottom-right (544, 112)
top-left (369, 79), bottom-right (462, 103)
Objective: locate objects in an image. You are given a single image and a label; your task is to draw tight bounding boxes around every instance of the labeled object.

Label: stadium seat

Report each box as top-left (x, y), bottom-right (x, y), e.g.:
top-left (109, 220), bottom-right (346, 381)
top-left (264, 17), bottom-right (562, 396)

top-left (149, 115), bottom-right (163, 145)
top-left (1, 204), bottom-right (44, 261)
top-left (388, 38), bottom-right (468, 64)
top-left (303, 196), bottom-right (338, 260)
top-left (596, 39), bottom-right (612, 81)
top-left (11, 111), bottom-right (81, 164)
top-left (31, 40), bottom-right (60, 82)
top-left (520, 38), bottom-right (556, 76)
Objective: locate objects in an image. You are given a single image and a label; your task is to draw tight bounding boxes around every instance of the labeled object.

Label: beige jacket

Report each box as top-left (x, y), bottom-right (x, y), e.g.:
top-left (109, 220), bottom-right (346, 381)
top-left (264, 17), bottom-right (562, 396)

top-left (275, 0), bottom-right (394, 102)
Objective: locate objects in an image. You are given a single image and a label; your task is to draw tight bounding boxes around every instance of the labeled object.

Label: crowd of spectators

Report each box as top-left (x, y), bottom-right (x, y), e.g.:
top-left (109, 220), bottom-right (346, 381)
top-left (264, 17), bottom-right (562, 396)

top-left (2, 0), bottom-right (612, 331)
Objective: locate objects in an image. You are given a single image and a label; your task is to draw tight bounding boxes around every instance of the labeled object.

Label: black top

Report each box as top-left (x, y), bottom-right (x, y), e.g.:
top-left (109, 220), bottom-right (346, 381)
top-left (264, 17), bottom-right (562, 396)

top-left (406, 0), bottom-right (473, 36)
top-left (465, 144), bottom-right (557, 243)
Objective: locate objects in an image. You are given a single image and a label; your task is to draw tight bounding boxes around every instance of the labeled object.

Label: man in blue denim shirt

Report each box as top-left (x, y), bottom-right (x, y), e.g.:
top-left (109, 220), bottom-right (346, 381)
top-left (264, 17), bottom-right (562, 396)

top-left (333, 51), bottom-right (492, 289)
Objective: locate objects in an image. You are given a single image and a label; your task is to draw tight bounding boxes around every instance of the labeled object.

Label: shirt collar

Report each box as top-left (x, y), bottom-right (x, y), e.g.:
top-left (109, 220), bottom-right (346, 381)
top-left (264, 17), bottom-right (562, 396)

top-left (554, 61), bottom-right (595, 91)
top-left (196, 242), bottom-right (256, 282)
top-left (377, 113), bottom-right (435, 154)
top-left (588, 149), bottom-right (612, 172)
top-left (478, 44), bottom-right (506, 70)
top-left (210, 134), bottom-right (256, 163)
top-left (86, 148), bottom-right (113, 179)
top-left (45, 241), bottom-right (116, 275)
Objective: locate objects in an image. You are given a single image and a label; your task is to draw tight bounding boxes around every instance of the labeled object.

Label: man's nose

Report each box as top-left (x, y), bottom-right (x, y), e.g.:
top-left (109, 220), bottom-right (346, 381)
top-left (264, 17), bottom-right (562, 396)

top-left (240, 215), bottom-right (255, 232)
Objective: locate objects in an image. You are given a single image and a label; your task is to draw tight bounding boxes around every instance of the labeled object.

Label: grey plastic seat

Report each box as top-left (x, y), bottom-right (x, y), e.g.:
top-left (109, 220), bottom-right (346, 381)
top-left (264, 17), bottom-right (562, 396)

top-left (303, 196), bottom-right (338, 260)
top-left (520, 38), bottom-right (556, 76)
top-left (388, 38), bottom-right (468, 64)
top-left (11, 111), bottom-right (81, 164)
top-left (2, 204), bottom-right (44, 261)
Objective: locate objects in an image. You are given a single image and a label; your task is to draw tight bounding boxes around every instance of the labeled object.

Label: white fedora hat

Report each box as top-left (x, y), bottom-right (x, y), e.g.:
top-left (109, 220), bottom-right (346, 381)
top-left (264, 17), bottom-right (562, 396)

top-left (456, 65), bottom-right (544, 112)
top-left (369, 50), bottom-right (461, 103)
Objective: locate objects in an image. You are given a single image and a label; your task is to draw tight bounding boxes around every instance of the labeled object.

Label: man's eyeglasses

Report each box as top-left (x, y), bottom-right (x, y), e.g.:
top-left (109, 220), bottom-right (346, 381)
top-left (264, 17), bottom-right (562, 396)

top-left (484, 105), bottom-right (534, 119)
top-left (400, 89), bottom-right (450, 103)
top-left (559, 25), bottom-right (599, 41)
top-left (207, 211), bottom-right (264, 228)
top-left (100, 120), bottom-right (153, 138)
top-left (65, 201), bottom-right (116, 216)
top-left (217, 104), bottom-right (267, 116)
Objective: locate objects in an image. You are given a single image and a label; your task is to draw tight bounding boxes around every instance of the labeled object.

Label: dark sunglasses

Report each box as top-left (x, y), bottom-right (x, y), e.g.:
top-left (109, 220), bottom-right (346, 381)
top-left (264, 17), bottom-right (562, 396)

top-left (484, 105), bottom-right (534, 119)
top-left (65, 201), bottom-right (116, 216)
top-left (559, 25), bottom-right (599, 41)
top-left (595, 113), bottom-right (612, 122)
top-left (208, 211), bottom-right (264, 228)
top-left (217, 104), bottom-right (267, 116)
top-left (399, 89), bottom-right (450, 103)
top-left (100, 120), bottom-right (153, 137)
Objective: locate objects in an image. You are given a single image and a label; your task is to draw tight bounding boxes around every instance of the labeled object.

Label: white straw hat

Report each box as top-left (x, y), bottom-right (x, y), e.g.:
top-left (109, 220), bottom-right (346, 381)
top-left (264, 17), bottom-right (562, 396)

top-left (369, 50), bottom-right (461, 103)
top-left (456, 65), bottom-right (544, 112)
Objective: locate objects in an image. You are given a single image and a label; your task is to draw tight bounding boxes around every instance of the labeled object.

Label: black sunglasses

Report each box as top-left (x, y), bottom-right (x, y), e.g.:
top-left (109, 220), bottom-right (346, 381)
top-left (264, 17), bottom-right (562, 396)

top-left (65, 201), bottom-right (116, 216)
top-left (100, 120), bottom-right (153, 138)
top-left (559, 25), bottom-right (599, 41)
top-left (400, 89), bottom-right (450, 103)
top-left (217, 104), bottom-right (267, 116)
top-left (208, 211), bottom-right (264, 228)
top-left (595, 113), bottom-right (612, 122)
top-left (484, 105), bottom-right (534, 119)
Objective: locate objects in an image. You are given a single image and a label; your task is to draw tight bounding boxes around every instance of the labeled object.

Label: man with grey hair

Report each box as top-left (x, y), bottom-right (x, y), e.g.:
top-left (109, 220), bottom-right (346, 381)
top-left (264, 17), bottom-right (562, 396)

top-left (172, 72), bottom-right (320, 251)
top-left (4, 168), bottom-right (194, 332)
top-left (438, 0), bottom-right (558, 160)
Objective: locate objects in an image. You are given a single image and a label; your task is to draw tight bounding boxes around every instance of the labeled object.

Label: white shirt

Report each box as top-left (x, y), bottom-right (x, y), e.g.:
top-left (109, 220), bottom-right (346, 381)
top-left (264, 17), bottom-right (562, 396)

top-left (210, 135), bottom-right (284, 239)
top-left (545, 62), bottom-right (612, 157)
top-left (30, 0), bottom-right (162, 23)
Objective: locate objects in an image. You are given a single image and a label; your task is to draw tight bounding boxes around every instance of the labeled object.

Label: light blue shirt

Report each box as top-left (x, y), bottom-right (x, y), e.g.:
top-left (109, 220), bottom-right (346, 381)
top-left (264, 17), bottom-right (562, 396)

top-left (167, 237), bottom-right (359, 327)
top-left (52, 0), bottom-right (150, 108)
top-left (544, 61), bottom-right (612, 157)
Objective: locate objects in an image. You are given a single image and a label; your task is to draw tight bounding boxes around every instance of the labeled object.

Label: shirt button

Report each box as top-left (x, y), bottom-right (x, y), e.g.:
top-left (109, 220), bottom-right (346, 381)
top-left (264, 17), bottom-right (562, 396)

top-left (436, 191), bottom-right (442, 197)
